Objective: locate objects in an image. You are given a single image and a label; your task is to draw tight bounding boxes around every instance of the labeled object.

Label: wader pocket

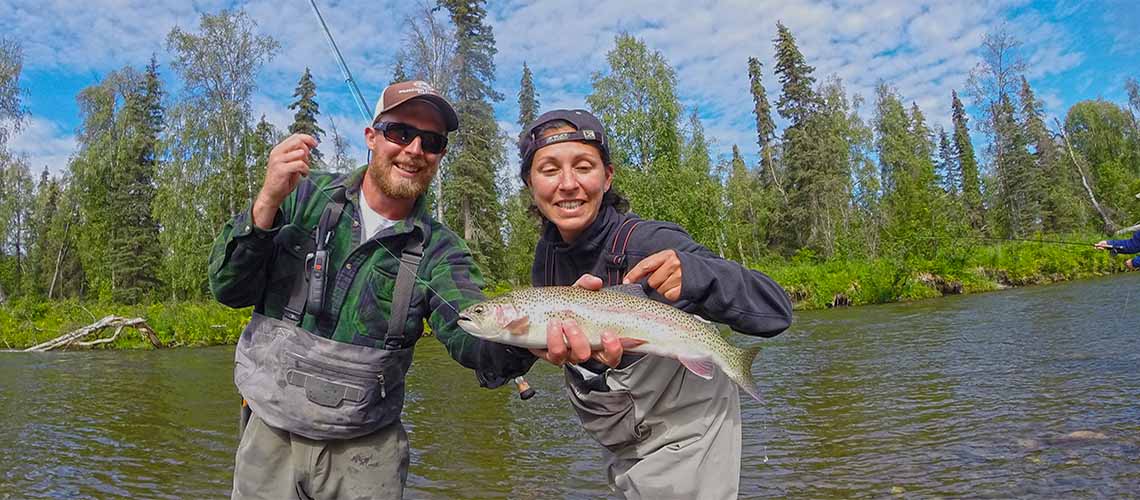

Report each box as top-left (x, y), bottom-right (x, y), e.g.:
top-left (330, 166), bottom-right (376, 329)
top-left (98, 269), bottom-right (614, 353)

top-left (235, 314), bottom-right (413, 440)
top-left (565, 367), bottom-right (648, 451)
top-left (284, 352), bottom-right (379, 407)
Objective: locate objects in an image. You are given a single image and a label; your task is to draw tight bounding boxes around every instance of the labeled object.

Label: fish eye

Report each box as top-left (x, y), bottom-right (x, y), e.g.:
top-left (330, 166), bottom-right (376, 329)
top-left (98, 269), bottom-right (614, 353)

top-left (472, 305), bottom-right (485, 314)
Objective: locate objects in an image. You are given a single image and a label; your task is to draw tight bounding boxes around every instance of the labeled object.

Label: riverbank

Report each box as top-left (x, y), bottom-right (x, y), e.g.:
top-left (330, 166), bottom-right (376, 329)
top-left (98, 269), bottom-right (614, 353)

top-left (766, 236), bottom-right (1122, 309)
top-left (0, 237), bottom-right (1126, 349)
top-left (0, 300), bottom-right (251, 350)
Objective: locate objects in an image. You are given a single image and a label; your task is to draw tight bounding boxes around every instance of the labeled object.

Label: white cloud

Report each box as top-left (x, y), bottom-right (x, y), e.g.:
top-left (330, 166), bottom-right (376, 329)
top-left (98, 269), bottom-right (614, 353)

top-left (7, 116), bottom-right (76, 175)
top-left (485, 0), bottom-right (1105, 164)
top-left (4, 0), bottom-right (1130, 171)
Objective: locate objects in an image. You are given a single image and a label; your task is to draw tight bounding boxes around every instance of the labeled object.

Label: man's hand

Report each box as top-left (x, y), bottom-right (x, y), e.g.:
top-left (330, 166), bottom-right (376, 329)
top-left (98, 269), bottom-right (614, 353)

top-left (623, 249), bottom-right (683, 301)
top-left (529, 274), bottom-right (623, 367)
top-left (253, 134), bottom-right (318, 229)
top-left (1094, 240), bottom-right (1114, 250)
top-left (1126, 259), bottom-right (1135, 270)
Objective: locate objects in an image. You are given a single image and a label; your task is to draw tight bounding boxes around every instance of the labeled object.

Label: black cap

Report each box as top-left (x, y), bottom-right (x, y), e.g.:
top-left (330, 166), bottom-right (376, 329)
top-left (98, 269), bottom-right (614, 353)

top-left (519, 109), bottom-right (610, 183)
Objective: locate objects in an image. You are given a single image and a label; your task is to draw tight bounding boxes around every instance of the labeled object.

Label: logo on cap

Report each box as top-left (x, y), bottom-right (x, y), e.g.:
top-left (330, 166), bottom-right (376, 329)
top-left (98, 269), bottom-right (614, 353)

top-left (583, 130), bottom-right (596, 140)
top-left (398, 81), bottom-right (435, 95)
top-left (543, 132), bottom-right (572, 145)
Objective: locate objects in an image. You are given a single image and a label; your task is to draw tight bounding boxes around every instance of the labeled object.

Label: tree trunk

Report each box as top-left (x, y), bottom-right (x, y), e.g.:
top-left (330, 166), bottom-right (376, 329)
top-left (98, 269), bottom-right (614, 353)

top-left (434, 177), bottom-right (443, 221)
top-left (462, 198), bottom-right (473, 241)
top-left (763, 148), bottom-right (789, 205)
top-left (48, 216), bottom-right (73, 300)
top-left (1053, 117), bottom-right (1116, 233)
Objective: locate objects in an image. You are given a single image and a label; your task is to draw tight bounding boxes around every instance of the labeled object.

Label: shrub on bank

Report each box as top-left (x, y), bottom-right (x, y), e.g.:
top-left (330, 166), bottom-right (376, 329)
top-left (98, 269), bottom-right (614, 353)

top-left (0, 235), bottom-right (1128, 348)
top-left (764, 235), bottom-right (1121, 309)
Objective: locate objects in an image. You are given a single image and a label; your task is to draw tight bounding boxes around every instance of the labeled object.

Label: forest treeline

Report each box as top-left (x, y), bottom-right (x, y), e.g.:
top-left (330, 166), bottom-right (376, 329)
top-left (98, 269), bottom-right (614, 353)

top-left (1, 5), bottom-right (1138, 311)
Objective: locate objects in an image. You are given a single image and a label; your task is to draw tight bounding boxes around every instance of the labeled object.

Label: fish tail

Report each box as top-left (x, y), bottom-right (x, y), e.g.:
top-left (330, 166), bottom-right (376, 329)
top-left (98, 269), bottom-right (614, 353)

top-left (725, 344), bottom-right (762, 401)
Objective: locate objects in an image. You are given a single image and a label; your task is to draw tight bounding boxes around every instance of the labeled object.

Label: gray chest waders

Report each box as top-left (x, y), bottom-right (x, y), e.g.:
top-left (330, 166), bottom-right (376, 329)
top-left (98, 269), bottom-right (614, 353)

top-left (235, 189), bottom-right (425, 441)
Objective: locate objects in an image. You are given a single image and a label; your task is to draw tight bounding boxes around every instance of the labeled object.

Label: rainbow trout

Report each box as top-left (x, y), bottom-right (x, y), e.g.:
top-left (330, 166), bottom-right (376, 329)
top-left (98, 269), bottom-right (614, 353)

top-left (457, 285), bottom-right (761, 400)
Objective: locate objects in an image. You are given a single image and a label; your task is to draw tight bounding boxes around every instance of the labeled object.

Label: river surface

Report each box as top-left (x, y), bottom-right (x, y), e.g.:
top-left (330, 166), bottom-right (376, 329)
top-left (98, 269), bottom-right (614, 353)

top-left (2, 273), bottom-right (1139, 498)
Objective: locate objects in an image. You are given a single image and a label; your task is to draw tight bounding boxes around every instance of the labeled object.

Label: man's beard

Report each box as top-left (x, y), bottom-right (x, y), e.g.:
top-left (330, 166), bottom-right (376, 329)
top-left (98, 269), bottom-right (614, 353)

top-left (368, 154), bottom-right (437, 200)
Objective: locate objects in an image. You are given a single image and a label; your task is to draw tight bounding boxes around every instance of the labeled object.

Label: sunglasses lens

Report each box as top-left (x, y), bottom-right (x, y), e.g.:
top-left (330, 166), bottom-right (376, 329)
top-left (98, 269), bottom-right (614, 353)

top-left (378, 123), bottom-right (445, 154)
top-left (419, 134), bottom-right (444, 153)
top-left (382, 124), bottom-right (413, 145)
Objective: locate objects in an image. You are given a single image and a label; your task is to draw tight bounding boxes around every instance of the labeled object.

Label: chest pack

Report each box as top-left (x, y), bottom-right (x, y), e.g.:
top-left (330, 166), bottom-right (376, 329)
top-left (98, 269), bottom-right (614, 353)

top-left (234, 186), bottom-right (424, 440)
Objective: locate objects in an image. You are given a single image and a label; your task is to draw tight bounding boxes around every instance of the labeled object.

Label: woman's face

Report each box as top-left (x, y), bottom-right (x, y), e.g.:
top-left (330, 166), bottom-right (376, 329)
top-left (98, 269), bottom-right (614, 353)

top-left (528, 127), bottom-right (614, 243)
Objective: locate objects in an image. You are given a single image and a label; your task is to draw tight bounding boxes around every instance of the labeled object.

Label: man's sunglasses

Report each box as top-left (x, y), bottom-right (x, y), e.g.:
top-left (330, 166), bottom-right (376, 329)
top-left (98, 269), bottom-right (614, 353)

top-left (372, 122), bottom-right (448, 154)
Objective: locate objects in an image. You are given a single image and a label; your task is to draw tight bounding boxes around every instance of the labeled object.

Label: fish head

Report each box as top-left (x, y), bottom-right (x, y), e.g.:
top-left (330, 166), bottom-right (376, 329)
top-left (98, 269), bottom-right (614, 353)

top-left (457, 295), bottom-right (529, 341)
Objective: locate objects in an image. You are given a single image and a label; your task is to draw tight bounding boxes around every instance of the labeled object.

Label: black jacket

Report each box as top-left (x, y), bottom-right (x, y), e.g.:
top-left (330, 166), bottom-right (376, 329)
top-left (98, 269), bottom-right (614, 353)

top-left (531, 204), bottom-right (792, 337)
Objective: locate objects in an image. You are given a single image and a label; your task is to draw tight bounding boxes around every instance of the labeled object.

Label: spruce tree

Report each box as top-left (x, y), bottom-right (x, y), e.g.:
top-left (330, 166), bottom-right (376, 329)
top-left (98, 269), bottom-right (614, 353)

top-left (1018, 76), bottom-right (1077, 231)
top-left (991, 93), bottom-right (1037, 237)
top-left (772, 22), bottom-right (817, 128)
top-left (503, 61), bottom-right (541, 285)
top-left (936, 128), bottom-right (957, 195)
top-left (748, 56), bottom-right (780, 192)
top-left (288, 67), bottom-right (323, 160)
top-left (951, 90), bottom-right (983, 230)
top-left (439, 0), bottom-right (507, 280)
top-left (517, 62), bottom-right (538, 129)
top-left (875, 84), bottom-right (941, 260)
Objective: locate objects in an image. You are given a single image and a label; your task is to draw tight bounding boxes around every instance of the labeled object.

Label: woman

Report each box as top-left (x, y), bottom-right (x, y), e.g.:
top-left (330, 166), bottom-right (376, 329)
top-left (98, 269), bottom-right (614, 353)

top-left (518, 109), bottom-right (793, 499)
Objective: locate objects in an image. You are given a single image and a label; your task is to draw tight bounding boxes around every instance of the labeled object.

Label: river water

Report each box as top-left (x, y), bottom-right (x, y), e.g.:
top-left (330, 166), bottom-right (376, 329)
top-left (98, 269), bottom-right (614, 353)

top-left (2, 273), bottom-right (1138, 498)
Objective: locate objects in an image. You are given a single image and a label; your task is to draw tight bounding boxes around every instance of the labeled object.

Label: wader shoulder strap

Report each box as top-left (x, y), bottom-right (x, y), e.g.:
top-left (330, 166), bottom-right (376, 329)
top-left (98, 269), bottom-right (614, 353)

top-left (384, 237), bottom-right (424, 349)
top-left (604, 218), bottom-right (643, 287)
top-left (282, 189), bottom-right (347, 324)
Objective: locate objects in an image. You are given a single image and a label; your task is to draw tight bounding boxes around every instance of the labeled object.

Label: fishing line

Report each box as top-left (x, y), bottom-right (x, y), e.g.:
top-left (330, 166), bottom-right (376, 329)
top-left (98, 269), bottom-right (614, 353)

top-left (911, 234), bottom-right (1123, 252)
top-left (304, 0), bottom-right (534, 401)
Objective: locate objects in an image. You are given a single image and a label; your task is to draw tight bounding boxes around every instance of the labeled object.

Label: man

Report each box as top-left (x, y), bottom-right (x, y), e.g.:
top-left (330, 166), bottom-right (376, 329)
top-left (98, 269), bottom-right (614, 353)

top-left (209, 81), bottom-right (541, 499)
top-left (1096, 233), bottom-right (1140, 269)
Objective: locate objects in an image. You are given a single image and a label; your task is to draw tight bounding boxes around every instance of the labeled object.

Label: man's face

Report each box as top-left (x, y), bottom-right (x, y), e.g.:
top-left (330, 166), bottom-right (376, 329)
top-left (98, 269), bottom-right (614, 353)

top-left (364, 100), bottom-right (447, 200)
top-left (527, 126), bottom-right (613, 243)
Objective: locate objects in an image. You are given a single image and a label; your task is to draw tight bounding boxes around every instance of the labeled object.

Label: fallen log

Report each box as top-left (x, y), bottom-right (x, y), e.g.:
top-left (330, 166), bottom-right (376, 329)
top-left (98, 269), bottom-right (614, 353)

top-left (11, 316), bottom-right (163, 352)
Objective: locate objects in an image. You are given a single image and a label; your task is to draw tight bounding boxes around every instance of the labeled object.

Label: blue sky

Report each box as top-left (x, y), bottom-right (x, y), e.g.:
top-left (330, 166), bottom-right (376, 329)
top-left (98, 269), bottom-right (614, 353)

top-left (4, 0), bottom-right (1138, 177)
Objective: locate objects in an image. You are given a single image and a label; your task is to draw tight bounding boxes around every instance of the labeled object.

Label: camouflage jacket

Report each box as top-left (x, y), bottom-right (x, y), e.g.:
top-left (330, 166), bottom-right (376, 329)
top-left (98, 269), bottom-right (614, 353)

top-left (208, 167), bottom-right (535, 388)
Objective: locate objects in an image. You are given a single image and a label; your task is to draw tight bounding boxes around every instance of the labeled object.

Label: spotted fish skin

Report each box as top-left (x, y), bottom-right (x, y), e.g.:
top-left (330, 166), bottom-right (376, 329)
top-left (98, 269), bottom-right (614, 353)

top-left (457, 286), bottom-right (761, 400)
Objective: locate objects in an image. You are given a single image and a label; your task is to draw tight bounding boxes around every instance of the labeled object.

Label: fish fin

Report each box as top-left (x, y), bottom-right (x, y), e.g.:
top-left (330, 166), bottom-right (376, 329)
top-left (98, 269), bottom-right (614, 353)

top-left (604, 283), bottom-right (648, 298)
top-left (693, 315), bottom-right (737, 339)
top-left (677, 355), bottom-right (716, 379)
top-left (741, 383), bottom-right (761, 402)
top-left (504, 316), bottom-right (530, 335)
top-left (619, 337), bottom-right (648, 349)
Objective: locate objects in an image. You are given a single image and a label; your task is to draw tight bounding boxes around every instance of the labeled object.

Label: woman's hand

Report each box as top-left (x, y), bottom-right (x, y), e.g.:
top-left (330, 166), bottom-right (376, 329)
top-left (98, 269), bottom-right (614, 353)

top-left (529, 274), bottom-right (623, 367)
top-left (623, 249), bottom-right (683, 301)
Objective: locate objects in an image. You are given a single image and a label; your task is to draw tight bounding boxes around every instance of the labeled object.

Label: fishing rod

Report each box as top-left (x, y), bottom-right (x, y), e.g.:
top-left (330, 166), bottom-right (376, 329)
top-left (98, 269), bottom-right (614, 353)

top-left (913, 235), bottom-right (1124, 253)
top-left (304, 0), bottom-right (538, 400)
top-left (307, 0), bottom-right (370, 121)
